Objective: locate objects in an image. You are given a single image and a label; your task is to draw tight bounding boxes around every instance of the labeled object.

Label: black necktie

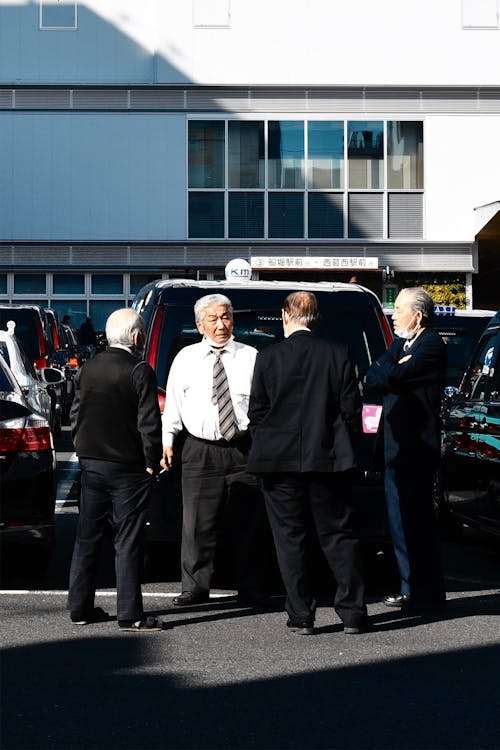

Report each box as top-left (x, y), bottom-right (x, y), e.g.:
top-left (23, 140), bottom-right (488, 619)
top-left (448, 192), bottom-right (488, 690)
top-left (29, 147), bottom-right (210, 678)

top-left (211, 350), bottom-right (237, 441)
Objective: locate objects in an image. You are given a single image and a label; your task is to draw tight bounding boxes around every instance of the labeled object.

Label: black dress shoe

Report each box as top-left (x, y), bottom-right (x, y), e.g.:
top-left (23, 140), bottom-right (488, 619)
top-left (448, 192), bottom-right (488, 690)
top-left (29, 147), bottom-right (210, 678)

top-left (286, 619), bottom-right (315, 635)
top-left (344, 619), bottom-right (371, 634)
top-left (383, 594), bottom-right (411, 607)
top-left (172, 591), bottom-right (210, 606)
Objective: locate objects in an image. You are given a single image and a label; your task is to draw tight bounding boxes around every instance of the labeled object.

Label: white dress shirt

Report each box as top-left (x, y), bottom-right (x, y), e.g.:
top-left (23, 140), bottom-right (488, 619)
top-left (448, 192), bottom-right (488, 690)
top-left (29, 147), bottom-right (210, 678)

top-left (162, 336), bottom-right (257, 446)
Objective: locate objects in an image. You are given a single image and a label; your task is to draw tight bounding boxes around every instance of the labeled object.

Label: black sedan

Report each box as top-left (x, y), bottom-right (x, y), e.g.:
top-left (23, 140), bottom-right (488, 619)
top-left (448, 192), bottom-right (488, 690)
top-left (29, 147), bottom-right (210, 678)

top-left (0, 353), bottom-right (57, 572)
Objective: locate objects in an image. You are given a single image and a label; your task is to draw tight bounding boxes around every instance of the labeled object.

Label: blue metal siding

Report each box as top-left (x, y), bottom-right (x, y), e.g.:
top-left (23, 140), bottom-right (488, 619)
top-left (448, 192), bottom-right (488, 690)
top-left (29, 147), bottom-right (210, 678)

top-left (0, 112), bottom-right (186, 240)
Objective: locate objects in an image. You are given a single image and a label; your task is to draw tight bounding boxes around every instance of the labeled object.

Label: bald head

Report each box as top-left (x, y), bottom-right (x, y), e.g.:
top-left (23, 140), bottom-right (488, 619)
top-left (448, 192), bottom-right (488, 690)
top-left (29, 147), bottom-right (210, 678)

top-left (105, 308), bottom-right (145, 349)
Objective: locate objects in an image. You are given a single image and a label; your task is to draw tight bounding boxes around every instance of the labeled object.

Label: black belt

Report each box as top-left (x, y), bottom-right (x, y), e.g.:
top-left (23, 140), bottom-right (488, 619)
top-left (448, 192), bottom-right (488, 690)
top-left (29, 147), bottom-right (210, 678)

top-left (186, 431), bottom-right (249, 448)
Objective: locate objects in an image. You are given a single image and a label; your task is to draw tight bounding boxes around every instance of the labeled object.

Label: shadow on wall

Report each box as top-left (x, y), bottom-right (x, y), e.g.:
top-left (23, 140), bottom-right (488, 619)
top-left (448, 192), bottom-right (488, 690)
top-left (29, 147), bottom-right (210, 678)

top-left (0, 2), bottom-right (190, 84)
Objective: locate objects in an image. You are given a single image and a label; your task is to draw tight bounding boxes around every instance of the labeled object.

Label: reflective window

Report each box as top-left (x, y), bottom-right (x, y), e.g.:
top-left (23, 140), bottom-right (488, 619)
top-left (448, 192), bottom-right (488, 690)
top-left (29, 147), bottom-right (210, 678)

top-left (53, 274), bottom-right (85, 295)
top-left (268, 122), bottom-right (304, 189)
top-left (89, 301), bottom-right (122, 332)
top-left (387, 121), bottom-right (424, 189)
top-left (307, 122), bottom-right (344, 189)
top-left (348, 121), bottom-right (384, 189)
top-left (229, 192), bottom-right (264, 238)
top-left (130, 274), bottom-right (160, 295)
top-left (91, 275), bottom-right (123, 295)
top-left (188, 121), bottom-right (225, 188)
top-left (189, 192), bottom-right (224, 237)
top-left (0, 274), bottom-right (6, 295)
top-left (268, 193), bottom-right (304, 238)
top-left (14, 274), bottom-right (46, 295)
top-left (50, 301), bottom-right (87, 330)
top-left (228, 121), bottom-right (264, 188)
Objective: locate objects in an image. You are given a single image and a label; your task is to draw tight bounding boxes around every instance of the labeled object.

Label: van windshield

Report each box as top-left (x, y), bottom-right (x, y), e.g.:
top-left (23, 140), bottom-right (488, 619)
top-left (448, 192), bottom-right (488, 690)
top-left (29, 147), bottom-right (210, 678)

top-left (154, 301), bottom-right (386, 391)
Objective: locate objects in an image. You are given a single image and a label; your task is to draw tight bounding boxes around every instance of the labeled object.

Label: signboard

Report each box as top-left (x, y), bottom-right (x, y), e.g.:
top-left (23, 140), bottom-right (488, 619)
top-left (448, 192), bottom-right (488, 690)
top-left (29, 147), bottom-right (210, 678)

top-left (251, 256), bottom-right (378, 270)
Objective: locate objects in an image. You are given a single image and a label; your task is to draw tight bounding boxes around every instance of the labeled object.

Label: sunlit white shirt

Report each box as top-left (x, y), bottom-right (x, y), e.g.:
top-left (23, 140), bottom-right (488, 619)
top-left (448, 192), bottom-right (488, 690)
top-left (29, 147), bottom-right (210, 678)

top-left (162, 337), bottom-right (257, 446)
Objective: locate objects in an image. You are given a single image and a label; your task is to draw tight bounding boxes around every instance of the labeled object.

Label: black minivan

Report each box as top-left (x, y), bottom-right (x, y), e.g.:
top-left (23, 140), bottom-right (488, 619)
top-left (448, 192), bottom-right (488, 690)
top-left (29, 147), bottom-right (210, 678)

top-left (440, 311), bottom-right (500, 537)
top-left (133, 279), bottom-right (393, 546)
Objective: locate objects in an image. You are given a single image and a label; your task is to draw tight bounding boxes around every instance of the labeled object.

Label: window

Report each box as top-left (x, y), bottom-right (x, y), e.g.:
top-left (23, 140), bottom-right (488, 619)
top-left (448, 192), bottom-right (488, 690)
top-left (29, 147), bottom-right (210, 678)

top-left (130, 275), bottom-right (160, 295)
top-left (307, 121), bottom-right (344, 189)
top-left (348, 121), bottom-right (384, 189)
top-left (188, 121), bottom-right (225, 188)
top-left (89, 301), bottom-right (122, 333)
top-left (14, 274), bottom-right (46, 295)
top-left (91, 275), bottom-right (123, 295)
top-left (187, 118), bottom-right (424, 240)
top-left (268, 122), bottom-right (304, 189)
top-left (53, 274), bottom-right (85, 295)
top-left (40, 0), bottom-right (77, 30)
top-left (50, 300), bottom-right (87, 329)
top-left (0, 274), bottom-right (7, 295)
top-left (387, 122), bottom-right (424, 189)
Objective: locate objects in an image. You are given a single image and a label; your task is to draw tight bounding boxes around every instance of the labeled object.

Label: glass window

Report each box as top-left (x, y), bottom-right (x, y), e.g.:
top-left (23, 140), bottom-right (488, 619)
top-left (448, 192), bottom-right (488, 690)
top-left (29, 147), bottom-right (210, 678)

top-left (387, 121), bottom-right (424, 189)
top-left (53, 274), bottom-right (85, 295)
top-left (307, 122), bottom-right (344, 189)
top-left (14, 274), bottom-right (46, 295)
top-left (40, 0), bottom-right (77, 29)
top-left (89, 301), bottom-right (123, 333)
top-left (228, 121), bottom-right (264, 188)
top-left (348, 121), bottom-right (384, 189)
top-left (188, 120), bottom-right (225, 188)
top-left (130, 275), bottom-right (161, 295)
top-left (50, 301), bottom-right (87, 330)
top-left (268, 122), bottom-right (304, 189)
top-left (91, 275), bottom-right (123, 295)
top-left (189, 192), bottom-right (224, 238)
top-left (308, 193), bottom-right (344, 238)
top-left (0, 274), bottom-right (7, 295)
top-left (229, 193), bottom-right (264, 238)
top-left (268, 193), bottom-right (304, 238)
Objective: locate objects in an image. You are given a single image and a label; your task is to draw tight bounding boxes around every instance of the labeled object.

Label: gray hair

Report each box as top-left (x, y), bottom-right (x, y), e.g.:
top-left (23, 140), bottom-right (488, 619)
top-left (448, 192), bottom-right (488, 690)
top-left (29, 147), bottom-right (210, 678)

top-left (400, 287), bottom-right (434, 324)
top-left (194, 294), bottom-right (233, 324)
top-left (105, 308), bottom-right (145, 346)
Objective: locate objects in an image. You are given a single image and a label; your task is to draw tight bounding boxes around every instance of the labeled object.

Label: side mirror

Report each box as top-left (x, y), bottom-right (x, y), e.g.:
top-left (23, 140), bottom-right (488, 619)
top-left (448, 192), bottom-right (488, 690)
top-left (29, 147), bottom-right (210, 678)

top-left (40, 367), bottom-right (66, 384)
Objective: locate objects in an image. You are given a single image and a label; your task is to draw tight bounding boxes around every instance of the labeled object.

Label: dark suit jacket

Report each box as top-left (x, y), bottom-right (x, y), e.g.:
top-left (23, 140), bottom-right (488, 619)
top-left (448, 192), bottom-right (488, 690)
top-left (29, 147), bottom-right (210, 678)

top-left (247, 330), bottom-right (362, 474)
top-left (70, 347), bottom-right (163, 470)
top-left (365, 327), bottom-right (446, 469)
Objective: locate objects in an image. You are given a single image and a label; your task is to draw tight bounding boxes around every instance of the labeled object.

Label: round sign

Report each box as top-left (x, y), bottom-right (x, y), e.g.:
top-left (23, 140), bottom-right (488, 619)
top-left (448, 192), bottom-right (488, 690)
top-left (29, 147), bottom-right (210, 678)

top-left (224, 258), bottom-right (252, 282)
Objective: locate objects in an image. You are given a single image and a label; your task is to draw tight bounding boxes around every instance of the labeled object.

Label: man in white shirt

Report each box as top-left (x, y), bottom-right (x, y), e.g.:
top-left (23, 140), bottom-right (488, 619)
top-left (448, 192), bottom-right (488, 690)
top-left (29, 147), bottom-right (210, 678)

top-left (161, 293), bottom-right (269, 607)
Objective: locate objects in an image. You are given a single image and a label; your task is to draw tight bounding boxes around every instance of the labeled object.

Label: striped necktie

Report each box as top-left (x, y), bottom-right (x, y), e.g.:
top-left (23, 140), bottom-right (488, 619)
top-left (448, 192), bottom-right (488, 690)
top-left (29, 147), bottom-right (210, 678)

top-left (211, 349), bottom-right (237, 441)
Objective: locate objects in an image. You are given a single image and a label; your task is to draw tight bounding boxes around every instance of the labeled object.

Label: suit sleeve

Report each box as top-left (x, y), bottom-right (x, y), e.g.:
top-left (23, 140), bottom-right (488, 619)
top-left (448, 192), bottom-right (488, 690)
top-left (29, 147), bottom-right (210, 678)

top-left (366, 333), bottom-right (445, 395)
top-left (338, 351), bottom-right (362, 433)
top-left (132, 361), bottom-right (163, 470)
top-left (248, 352), bottom-right (270, 434)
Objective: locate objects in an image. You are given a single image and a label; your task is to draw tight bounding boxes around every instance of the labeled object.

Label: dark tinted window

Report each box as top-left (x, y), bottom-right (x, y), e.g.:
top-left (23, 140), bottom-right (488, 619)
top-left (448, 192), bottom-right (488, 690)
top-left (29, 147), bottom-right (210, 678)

top-left (435, 316), bottom-right (492, 386)
top-left (0, 309), bottom-right (42, 362)
top-left (151, 292), bottom-right (386, 391)
top-left (461, 330), bottom-right (500, 401)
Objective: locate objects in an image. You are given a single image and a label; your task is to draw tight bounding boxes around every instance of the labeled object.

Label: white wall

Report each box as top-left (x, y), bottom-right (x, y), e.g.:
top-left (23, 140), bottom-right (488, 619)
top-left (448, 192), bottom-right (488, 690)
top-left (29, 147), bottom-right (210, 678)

top-left (0, 112), bottom-right (186, 240)
top-left (425, 115), bottom-right (500, 241)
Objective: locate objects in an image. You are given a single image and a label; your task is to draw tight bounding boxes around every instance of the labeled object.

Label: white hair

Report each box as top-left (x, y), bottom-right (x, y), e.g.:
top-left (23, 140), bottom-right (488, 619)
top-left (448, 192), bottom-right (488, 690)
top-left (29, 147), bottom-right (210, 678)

top-left (400, 287), bottom-right (434, 324)
top-left (105, 308), bottom-right (144, 346)
top-left (194, 294), bottom-right (233, 324)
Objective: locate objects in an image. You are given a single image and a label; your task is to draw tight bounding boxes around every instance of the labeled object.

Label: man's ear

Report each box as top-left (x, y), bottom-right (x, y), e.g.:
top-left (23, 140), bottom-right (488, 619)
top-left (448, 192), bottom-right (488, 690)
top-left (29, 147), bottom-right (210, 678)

top-left (196, 320), bottom-right (204, 335)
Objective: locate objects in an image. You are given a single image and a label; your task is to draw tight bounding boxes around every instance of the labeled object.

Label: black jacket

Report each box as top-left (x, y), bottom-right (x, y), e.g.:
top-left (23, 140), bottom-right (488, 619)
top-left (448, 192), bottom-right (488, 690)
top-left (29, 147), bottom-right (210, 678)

top-left (70, 347), bottom-right (162, 470)
top-left (365, 327), bottom-right (446, 468)
top-left (247, 330), bottom-right (361, 474)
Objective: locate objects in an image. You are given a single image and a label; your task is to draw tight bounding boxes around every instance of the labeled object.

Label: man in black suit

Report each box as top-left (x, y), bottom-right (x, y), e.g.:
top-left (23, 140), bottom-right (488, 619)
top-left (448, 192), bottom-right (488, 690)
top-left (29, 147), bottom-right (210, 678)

top-left (67, 308), bottom-right (164, 631)
top-left (366, 287), bottom-right (446, 613)
top-left (247, 291), bottom-right (368, 635)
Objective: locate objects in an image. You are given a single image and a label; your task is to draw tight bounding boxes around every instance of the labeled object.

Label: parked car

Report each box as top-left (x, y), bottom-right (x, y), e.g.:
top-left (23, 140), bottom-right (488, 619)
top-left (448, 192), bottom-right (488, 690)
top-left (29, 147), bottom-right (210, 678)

top-left (0, 352), bottom-right (57, 572)
top-left (52, 323), bottom-right (86, 423)
top-left (132, 279), bottom-right (393, 547)
top-left (439, 311), bottom-right (500, 537)
top-left (0, 321), bottom-right (64, 426)
top-left (0, 305), bottom-right (66, 434)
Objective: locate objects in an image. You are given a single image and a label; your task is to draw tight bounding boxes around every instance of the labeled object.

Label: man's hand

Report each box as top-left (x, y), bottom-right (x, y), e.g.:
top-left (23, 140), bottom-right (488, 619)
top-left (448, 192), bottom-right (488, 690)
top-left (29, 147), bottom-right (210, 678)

top-left (398, 354), bottom-right (412, 364)
top-left (160, 446), bottom-right (174, 471)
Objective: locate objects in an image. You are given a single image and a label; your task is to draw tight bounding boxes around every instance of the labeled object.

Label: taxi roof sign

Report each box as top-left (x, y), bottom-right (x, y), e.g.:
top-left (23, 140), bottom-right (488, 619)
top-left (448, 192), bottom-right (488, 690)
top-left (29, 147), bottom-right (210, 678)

top-left (434, 305), bottom-right (456, 317)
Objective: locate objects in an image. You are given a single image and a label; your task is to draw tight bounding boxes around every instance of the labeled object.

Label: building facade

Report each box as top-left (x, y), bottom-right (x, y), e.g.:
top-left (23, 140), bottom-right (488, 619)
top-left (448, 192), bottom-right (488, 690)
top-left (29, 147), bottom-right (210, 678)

top-left (1, 0), bottom-right (499, 327)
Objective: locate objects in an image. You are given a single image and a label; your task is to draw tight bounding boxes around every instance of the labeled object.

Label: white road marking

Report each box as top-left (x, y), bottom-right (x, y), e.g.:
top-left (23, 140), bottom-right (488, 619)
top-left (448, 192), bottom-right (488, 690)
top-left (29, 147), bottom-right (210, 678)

top-left (0, 590), bottom-right (236, 598)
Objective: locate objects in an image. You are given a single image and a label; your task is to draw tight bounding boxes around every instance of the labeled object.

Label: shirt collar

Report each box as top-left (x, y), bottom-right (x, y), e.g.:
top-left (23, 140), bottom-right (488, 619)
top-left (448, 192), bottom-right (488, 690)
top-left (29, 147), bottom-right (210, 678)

top-left (201, 335), bottom-right (236, 356)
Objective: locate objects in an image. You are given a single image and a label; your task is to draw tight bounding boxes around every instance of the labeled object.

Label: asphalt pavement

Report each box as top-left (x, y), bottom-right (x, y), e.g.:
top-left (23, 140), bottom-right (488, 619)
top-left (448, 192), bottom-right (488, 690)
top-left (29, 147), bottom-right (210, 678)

top-left (1, 428), bottom-right (499, 750)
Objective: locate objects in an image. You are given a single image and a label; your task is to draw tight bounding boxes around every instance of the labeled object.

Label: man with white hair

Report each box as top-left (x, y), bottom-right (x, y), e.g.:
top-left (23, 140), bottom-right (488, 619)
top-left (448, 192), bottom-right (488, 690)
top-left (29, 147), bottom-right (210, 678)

top-left (68, 308), bottom-right (163, 631)
top-left (161, 294), bottom-right (268, 607)
top-left (366, 287), bottom-right (447, 613)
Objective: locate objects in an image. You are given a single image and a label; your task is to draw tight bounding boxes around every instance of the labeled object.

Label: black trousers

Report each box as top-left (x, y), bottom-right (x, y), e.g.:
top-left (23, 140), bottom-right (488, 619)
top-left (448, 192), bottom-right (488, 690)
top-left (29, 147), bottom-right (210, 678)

top-left (261, 471), bottom-right (367, 626)
top-left (67, 458), bottom-right (153, 622)
top-left (180, 435), bottom-right (268, 596)
top-left (385, 463), bottom-right (445, 606)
